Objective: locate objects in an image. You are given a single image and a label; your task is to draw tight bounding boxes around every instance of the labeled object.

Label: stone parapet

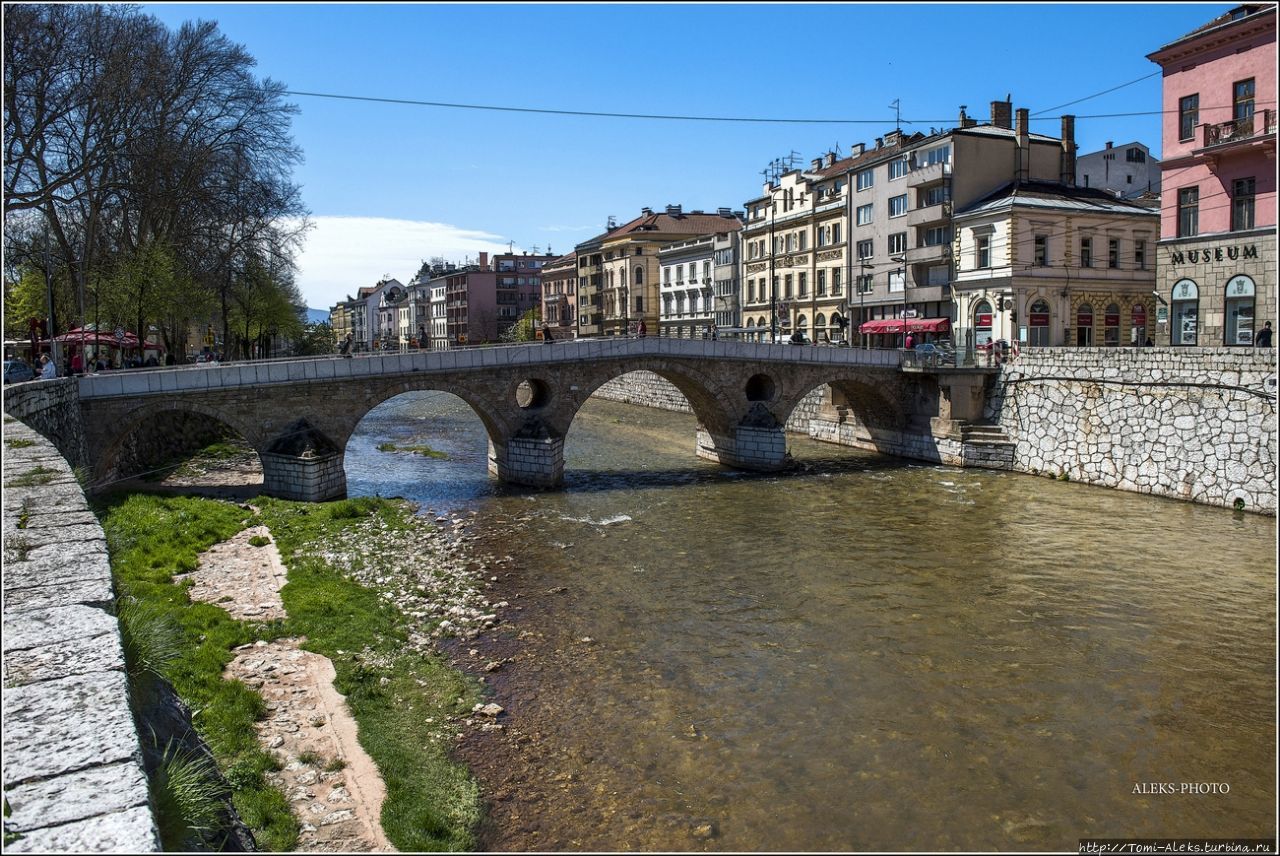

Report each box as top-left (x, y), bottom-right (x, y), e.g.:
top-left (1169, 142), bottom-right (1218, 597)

top-left (2, 377), bottom-right (87, 469)
top-left (1, 417), bottom-right (159, 851)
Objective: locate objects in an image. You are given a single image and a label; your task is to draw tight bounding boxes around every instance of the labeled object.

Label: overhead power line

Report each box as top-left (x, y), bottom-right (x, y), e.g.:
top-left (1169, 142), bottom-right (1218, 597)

top-left (1031, 70), bottom-right (1164, 116)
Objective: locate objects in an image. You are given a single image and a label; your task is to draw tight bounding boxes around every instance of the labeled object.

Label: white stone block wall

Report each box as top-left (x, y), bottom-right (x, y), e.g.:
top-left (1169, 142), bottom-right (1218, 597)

top-left (260, 450), bottom-right (347, 501)
top-left (487, 437), bottom-right (565, 487)
top-left (988, 348), bottom-right (1277, 514)
top-left (1, 417), bottom-right (160, 851)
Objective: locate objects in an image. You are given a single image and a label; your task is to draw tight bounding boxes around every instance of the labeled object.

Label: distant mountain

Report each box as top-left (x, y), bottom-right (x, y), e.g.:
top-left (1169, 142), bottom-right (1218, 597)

top-left (305, 308), bottom-right (330, 325)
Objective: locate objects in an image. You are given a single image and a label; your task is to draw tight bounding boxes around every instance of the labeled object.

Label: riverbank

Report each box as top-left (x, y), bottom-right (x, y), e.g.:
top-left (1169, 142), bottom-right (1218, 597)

top-left (96, 445), bottom-right (521, 851)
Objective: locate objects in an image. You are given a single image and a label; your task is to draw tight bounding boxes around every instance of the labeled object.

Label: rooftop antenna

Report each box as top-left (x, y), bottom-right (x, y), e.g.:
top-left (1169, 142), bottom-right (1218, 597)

top-left (607, 214), bottom-right (618, 229)
top-left (832, 142), bottom-right (843, 158)
top-left (507, 240), bottom-right (514, 253)
top-left (889, 98), bottom-right (901, 132)
top-left (530, 244), bottom-right (541, 255)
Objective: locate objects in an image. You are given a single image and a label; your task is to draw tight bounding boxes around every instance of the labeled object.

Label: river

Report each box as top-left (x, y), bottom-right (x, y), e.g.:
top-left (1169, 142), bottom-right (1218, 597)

top-left (345, 388), bottom-right (1277, 851)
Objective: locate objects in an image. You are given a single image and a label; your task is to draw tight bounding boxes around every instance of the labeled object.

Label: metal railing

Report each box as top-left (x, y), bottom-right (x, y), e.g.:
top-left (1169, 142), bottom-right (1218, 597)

top-left (1203, 109), bottom-right (1274, 147)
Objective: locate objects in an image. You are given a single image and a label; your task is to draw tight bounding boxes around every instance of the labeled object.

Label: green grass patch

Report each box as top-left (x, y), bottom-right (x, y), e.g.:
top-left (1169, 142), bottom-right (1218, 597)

top-left (95, 493), bottom-right (298, 850)
top-left (7, 465), bottom-right (58, 487)
top-left (254, 496), bottom-right (483, 851)
top-left (248, 535), bottom-right (270, 548)
top-left (5, 437), bottom-right (35, 449)
top-left (376, 442), bottom-right (448, 460)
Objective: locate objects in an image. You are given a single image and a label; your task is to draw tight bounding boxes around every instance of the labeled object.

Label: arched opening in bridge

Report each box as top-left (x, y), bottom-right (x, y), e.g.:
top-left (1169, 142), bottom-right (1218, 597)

top-left (568, 369), bottom-right (725, 486)
top-left (344, 388), bottom-right (500, 508)
top-left (777, 376), bottom-right (912, 468)
top-left (100, 409), bottom-right (263, 499)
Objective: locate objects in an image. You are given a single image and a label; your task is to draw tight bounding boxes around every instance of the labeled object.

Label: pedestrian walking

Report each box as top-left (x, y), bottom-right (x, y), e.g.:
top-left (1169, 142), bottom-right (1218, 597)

top-left (1256, 321), bottom-right (1273, 347)
top-left (904, 332), bottom-right (915, 351)
top-left (638, 320), bottom-right (647, 338)
top-left (39, 353), bottom-right (57, 379)
top-left (543, 326), bottom-right (554, 344)
top-left (340, 333), bottom-right (353, 357)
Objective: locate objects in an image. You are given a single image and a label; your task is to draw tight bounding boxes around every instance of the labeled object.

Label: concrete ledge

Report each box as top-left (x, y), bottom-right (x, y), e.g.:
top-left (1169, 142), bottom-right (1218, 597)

top-left (1, 418), bottom-right (159, 852)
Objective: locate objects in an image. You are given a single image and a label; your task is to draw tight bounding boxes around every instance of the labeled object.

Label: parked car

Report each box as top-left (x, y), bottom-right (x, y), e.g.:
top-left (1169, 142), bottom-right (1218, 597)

top-left (3, 359), bottom-right (35, 384)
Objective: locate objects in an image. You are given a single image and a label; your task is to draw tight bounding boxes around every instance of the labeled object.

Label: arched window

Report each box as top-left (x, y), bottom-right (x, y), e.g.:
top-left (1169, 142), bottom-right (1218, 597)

top-left (1130, 303), bottom-right (1148, 345)
top-left (1171, 279), bottom-right (1198, 346)
top-left (1224, 274), bottom-right (1256, 345)
top-left (974, 300), bottom-right (994, 346)
top-left (1104, 303), bottom-right (1121, 347)
top-left (634, 266), bottom-right (644, 286)
top-left (1076, 303), bottom-right (1094, 346)
top-left (797, 314), bottom-right (808, 335)
top-left (1028, 298), bottom-right (1051, 346)
top-left (815, 313), bottom-right (827, 341)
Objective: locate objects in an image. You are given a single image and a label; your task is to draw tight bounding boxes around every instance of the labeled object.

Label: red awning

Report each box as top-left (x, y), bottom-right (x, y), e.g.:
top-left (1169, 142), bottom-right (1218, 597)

top-left (858, 317), bottom-right (951, 335)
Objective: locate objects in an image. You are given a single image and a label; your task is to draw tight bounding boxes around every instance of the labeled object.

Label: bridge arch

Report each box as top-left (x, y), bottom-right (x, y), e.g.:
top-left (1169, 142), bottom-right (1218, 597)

top-left (89, 400), bottom-right (266, 492)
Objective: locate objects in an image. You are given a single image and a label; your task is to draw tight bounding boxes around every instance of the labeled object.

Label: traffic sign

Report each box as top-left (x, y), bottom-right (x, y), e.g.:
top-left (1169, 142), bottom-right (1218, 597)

top-left (114, 326), bottom-right (125, 342)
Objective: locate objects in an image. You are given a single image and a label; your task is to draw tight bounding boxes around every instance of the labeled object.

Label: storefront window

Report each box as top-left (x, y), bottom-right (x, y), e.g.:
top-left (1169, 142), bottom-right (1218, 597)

top-left (1171, 278), bottom-right (1198, 346)
top-left (974, 300), bottom-right (993, 346)
top-left (1104, 303), bottom-right (1121, 347)
top-left (1224, 275), bottom-right (1255, 346)
top-left (1076, 304), bottom-right (1094, 347)
top-left (1028, 299), bottom-right (1051, 346)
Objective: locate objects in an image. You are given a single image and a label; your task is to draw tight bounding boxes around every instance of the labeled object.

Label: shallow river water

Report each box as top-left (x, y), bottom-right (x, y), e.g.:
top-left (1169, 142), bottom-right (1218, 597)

top-left (345, 390), bottom-right (1277, 851)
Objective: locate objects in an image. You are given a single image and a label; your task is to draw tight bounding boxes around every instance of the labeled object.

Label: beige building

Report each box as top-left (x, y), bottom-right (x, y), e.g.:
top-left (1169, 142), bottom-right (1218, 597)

top-left (953, 182), bottom-right (1159, 348)
top-left (598, 205), bottom-right (742, 336)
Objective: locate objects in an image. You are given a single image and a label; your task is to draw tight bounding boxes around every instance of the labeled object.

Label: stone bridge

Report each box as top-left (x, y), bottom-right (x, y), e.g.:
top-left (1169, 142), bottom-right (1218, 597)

top-left (65, 339), bottom-right (993, 501)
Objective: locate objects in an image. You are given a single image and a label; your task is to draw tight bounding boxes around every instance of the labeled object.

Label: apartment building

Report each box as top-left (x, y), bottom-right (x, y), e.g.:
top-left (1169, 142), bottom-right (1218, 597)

top-left (1076, 141), bottom-right (1162, 198)
top-left (1147, 3), bottom-right (1275, 346)
top-left (740, 98), bottom-right (1091, 346)
top-left (712, 229), bottom-right (744, 330)
top-left (430, 284), bottom-right (447, 349)
top-left (428, 251), bottom-right (555, 346)
top-left (658, 236), bottom-right (716, 338)
top-left (540, 252), bottom-right (577, 339)
top-left (575, 231), bottom-right (607, 337)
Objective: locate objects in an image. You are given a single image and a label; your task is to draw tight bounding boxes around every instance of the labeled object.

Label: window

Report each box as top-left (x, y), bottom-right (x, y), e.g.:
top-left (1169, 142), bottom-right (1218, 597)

top-left (1080, 237), bottom-right (1093, 268)
top-left (1125, 147), bottom-right (1146, 163)
top-left (832, 268), bottom-right (842, 295)
top-left (856, 204), bottom-right (873, 226)
top-left (856, 169), bottom-right (874, 191)
top-left (976, 235), bottom-right (991, 268)
top-left (817, 270), bottom-right (827, 296)
top-left (1171, 278), bottom-right (1198, 346)
top-left (1224, 274), bottom-right (1256, 345)
top-left (1034, 235), bottom-right (1048, 266)
top-left (747, 279), bottom-right (756, 302)
top-left (974, 300), bottom-right (994, 346)
top-left (1178, 187), bottom-right (1199, 237)
top-left (889, 194), bottom-right (908, 218)
top-left (784, 274), bottom-right (793, 299)
top-left (635, 295), bottom-right (643, 312)
top-left (1179, 94), bottom-right (1199, 141)
top-left (1232, 177), bottom-right (1255, 231)
top-left (924, 226), bottom-right (951, 247)
top-left (797, 232), bottom-right (806, 251)
top-left (923, 185), bottom-right (950, 207)
top-left (832, 223), bottom-right (841, 244)
top-left (634, 266), bottom-right (644, 285)
top-left (1104, 303), bottom-right (1121, 347)
top-left (798, 273), bottom-right (808, 298)
top-left (924, 145), bottom-right (951, 166)
top-left (888, 270), bottom-right (904, 293)
top-left (857, 239), bottom-right (874, 260)
top-left (1108, 238), bottom-right (1120, 269)
top-left (888, 232), bottom-right (907, 255)
top-left (1130, 303), bottom-right (1147, 346)
top-left (1233, 78), bottom-right (1255, 122)
top-left (1076, 304), bottom-right (1094, 347)
top-left (1135, 239), bottom-right (1147, 270)
top-left (1028, 299), bottom-right (1051, 346)
top-left (888, 157), bottom-right (908, 180)
top-left (856, 274), bottom-right (874, 294)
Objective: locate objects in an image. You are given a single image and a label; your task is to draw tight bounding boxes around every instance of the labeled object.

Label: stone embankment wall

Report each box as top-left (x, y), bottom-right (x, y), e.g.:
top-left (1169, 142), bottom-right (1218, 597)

top-left (2, 417), bottom-right (160, 851)
top-left (2, 377), bottom-right (87, 470)
top-left (987, 348), bottom-right (1277, 515)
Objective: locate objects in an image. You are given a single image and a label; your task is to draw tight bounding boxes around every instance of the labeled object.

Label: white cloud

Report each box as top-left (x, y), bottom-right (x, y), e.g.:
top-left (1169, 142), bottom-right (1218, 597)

top-left (293, 216), bottom-right (512, 309)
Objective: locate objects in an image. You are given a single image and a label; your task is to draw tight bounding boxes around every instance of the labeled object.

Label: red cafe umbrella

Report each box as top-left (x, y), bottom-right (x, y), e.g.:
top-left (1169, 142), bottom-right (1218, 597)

top-left (55, 326), bottom-right (141, 347)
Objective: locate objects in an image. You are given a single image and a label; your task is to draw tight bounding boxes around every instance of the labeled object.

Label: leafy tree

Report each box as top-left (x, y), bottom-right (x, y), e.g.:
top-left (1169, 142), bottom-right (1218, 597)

top-left (292, 321), bottom-right (336, 356)
top-left (501, 308), bottom-right (541, 343)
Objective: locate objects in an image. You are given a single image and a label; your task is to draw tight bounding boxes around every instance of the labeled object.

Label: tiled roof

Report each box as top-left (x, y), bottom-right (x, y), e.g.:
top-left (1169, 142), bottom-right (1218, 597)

top-left (606, 211), bottom-right (743, 239)
top-left (956, 180), bottom-right (1161, 218)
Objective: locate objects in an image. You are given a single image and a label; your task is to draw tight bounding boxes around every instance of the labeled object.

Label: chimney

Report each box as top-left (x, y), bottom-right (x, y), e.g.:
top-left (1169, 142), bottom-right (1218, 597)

top-left (959, 105), bottom-right (969, 127)
top-left (1015, 107), bottom-right (1030, 184)
top-left (1105, 141), bottom-right (1113, 149)
top-left (991, 98), bottom-right (1012, 130)
top-left (641, 206), bottom-right (653, 216)
top-left (850, 142), bottom-right (865, 157)
top-left (875, 137), bottom-right (884, 149)
top-left (1060, 115), bottom-right (1077, 186)
top-left (825, 152), bottom-right (836, 167)
top-left (665, 204), bottom-right (682, 217)
top-left (733, 210), bottom-right (746, 220)
top-left (478, 251), bottom-right (489, 271)
top-left (718, 207), bottom-right (732, 217)
top-left (811, 157), bottom-right (823, 171)
top-left (885, 129), bottom-right (902, 147)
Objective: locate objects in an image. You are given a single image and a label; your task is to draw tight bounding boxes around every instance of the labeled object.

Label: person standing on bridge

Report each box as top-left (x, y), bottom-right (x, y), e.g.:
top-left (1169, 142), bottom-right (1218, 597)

top-left (543, 326), bottom-right (554, 344)
top-left (638, 320), bottom-right (647, 338)
top-left (340, 333), bottom-right (353, 357)
top-left (904, 332), bottom-right (915, 351)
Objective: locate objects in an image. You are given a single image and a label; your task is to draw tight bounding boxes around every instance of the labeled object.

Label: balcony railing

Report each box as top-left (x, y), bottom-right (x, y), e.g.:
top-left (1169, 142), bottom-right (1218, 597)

top-left (1203, 109), bottom-right (1275, 147)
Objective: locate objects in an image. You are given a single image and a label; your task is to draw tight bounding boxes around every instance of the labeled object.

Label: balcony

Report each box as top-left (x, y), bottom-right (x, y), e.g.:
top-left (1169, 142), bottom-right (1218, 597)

top-left (907, 160), bottom-right (951, 187)
top-left (907, 200), bottom-right (950, 228)
top-left (1196, 110), bottom-right (1275, 157)
top-left (904, 243), bottom-right (950, 264)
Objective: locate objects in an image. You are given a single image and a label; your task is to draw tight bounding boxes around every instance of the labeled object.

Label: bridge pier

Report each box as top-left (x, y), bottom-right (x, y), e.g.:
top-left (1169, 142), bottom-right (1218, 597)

top-left (488, 437), bottom-right (565, 488)
top-left (696, 426), bottom-right (791, 471)
top-left (261, 450), bottom-right (348, 502)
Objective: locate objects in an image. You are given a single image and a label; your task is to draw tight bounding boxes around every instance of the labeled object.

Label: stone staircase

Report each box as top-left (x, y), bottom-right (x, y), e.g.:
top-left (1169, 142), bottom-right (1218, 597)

top-left (960, 422), bottom-right (1013, 446)
top-left (958, 421), bottom-right (1016, 469)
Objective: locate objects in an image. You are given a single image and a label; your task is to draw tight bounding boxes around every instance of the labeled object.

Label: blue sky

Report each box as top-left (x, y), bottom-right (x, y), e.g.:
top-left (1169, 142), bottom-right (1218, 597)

top-left (143, 2), bottom-right (1237, 310)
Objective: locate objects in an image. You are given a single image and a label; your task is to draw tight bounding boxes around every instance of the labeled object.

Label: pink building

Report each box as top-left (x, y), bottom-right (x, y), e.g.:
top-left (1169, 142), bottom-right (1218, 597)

top-left (435, 251), bottom-right (556, 345)
top-left (1148, 4), bottom-right (1276, 346)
